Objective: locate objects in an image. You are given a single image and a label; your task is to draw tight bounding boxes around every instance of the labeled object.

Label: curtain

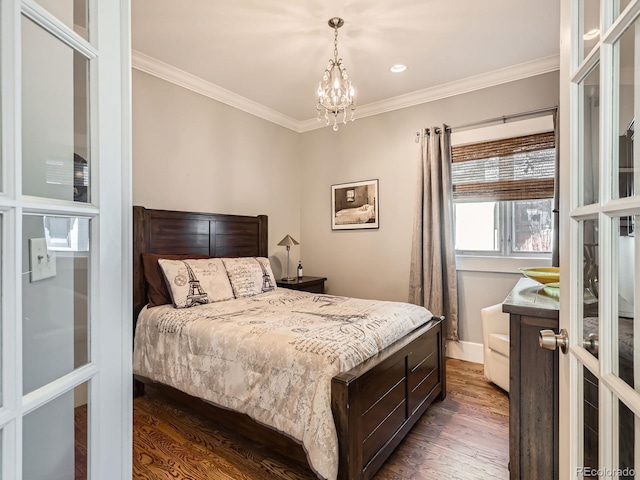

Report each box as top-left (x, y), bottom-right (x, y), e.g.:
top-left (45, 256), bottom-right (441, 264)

top-left (551, 109), bottom-right (560, 267)
top-left (409, 126), bottom-right (459, 341)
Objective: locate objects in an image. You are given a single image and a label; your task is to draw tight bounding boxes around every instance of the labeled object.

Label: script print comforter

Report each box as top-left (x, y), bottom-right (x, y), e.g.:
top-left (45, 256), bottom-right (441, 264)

top-left (133, 289), bottom-right (433, 480)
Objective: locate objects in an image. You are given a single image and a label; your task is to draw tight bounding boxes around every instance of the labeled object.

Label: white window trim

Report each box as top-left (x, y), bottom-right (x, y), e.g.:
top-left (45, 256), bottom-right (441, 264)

top-left (450, 115), bottom-right (555, 146)
top-left (456, 254), bottom-right (552, 273)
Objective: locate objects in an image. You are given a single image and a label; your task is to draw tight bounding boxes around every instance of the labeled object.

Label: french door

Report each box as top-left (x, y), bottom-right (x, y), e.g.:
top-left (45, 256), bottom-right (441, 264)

top-left (0, 0), bottom-right (131, 478)
top-left (560, 0), bottom-right (640, 477)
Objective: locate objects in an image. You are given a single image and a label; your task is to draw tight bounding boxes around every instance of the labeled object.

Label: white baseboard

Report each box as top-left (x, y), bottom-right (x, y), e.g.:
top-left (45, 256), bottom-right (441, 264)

top-left (446, 340), bottom-right (484, 364)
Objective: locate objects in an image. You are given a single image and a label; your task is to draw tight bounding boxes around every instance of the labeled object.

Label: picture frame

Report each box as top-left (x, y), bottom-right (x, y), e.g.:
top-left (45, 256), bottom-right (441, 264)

top-left (331, 179), bottom-right (379, 230)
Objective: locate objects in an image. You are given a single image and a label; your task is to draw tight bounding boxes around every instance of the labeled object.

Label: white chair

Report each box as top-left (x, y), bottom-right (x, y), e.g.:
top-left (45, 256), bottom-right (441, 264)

top-left (481, 303), bottom-right (510, 392)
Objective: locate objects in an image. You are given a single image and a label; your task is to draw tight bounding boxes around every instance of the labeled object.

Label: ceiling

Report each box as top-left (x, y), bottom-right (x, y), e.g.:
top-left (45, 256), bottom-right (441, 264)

top-left (131, 0), bottom-right (560, 128)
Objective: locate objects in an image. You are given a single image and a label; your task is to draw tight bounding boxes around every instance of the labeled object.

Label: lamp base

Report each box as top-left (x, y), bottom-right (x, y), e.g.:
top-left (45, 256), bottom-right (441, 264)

top-left (280, 277), bottom-right (296, 282)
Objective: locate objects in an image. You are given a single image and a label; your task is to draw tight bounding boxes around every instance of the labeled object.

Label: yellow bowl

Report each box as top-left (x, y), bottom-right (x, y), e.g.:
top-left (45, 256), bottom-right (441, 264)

top-left (543, 282), bottom-right (560, 298)
top-left (519, 267), bottom-right (560, 284)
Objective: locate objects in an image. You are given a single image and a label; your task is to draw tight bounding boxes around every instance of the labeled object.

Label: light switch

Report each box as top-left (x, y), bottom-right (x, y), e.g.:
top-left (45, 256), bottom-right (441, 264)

top-left (29, 238), bottom-right (56, 282)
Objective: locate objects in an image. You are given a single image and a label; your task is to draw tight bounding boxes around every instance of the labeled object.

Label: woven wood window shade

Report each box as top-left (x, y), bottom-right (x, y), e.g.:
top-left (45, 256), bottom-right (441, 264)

top-left (451, 131), bottom-right (556, 202)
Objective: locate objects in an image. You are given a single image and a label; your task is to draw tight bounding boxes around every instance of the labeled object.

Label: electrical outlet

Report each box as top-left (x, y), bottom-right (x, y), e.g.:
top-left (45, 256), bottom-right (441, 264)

top-left (29, 238), bottom-right (56, 282)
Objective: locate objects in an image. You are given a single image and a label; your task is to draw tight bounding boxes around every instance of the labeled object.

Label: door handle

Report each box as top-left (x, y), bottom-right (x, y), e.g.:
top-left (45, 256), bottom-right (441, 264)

top-left (539, 329), bottom-right (599, 355)
top-left (539, 328), bottom-right (569, 353)
top-left (582, 333), bottom-right (599, 356)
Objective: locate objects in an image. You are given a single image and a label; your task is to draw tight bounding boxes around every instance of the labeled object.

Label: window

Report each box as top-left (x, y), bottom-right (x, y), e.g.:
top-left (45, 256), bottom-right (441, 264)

top-left (452, 131), bottom-right (556, 256)
top-left (43, 215), bottom-right (90, 252)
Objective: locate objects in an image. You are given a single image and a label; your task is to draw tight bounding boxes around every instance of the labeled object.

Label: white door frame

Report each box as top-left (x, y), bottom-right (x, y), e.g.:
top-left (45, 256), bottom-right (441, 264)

top-left (0, 1), bottom-right (132, 478)
top-left (560, 0), bottom-right (640, 478)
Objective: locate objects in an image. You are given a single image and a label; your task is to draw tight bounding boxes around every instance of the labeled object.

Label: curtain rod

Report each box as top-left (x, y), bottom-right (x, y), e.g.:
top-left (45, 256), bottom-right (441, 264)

top-left (450, 106), bottom-right (557, 132)
top-left (413, 106), bottom-right (557, 142)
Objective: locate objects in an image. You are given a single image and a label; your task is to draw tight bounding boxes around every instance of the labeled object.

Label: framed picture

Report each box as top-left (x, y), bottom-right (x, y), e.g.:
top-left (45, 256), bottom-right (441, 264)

top-left (331, 179), bottom-right (379, 230)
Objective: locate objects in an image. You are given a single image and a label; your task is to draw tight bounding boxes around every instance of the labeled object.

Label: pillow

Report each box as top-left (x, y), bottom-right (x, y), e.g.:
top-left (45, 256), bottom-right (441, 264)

top-left (158, 258), bottom-right (235, 308)
top-left (142, 253), bottom-right (209, 307)
top-left (222, 257), bottom-right (277, 298)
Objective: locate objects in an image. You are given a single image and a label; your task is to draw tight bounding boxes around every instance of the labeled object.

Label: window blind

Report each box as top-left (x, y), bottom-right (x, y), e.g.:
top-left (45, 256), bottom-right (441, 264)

top-left (451, 131), bottom-right (556, 202)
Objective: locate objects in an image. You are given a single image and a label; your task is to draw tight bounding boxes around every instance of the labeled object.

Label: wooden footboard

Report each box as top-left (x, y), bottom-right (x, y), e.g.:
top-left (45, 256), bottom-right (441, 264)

top-left (134, 317), bottom-right (445, 480)
top-left (331, 317), bottom-right (445, 480)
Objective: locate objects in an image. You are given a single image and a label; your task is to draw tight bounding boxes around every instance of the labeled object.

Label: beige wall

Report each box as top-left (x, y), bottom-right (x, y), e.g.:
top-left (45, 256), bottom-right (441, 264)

top-left (298, 71), bottom-right (560, 344)
top-left (132, 70), bottom-right (302, 278)
top-left (132, 69), bottom-right (559, 346)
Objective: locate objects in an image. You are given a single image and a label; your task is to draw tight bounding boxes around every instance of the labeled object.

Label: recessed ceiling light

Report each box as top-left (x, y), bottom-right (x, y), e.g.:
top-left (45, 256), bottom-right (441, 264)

top-left (390, 64), bottom-right (407, 73)
top-left (584, 28), bottom-right (600, 40)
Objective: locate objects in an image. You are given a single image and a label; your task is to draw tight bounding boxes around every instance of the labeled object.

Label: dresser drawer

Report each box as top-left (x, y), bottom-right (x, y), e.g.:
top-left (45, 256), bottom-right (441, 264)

top-left (407, 329), bottom-right (439, 413)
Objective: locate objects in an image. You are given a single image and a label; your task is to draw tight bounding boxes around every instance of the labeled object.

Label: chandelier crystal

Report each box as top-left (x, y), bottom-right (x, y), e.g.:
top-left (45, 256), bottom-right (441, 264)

top-left (316, 17), bottom-right (355, 131)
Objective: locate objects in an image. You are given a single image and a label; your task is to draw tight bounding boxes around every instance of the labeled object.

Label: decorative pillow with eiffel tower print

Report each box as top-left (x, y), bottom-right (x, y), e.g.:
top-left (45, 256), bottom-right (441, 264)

top-left (222, 257), bottom-right (277, 298)
top-left (158, 258), bottom-right (235, 308)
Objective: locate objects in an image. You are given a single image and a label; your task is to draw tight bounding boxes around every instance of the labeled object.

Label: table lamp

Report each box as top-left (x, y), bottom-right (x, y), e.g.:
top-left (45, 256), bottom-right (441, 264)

top-left (278, 234), bottom-right (299, 281)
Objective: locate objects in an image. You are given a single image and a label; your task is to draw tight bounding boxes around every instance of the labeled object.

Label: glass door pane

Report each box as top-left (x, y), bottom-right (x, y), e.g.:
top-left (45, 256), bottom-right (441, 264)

top-left (617, 399), bottom-right (635, 478)
top-left (581, 0), bottom-right (601, 61)
top-left (22, 381), bottom-right (89, 480)
top-left (619, 0), bottom-right (632, 16)
top-left (582, 219), bottom-right (600, 360)
top-left (21, 16), bottom-right (90, 203)
top-left (0, 218), bottom-right (4, 404)
top-left (22, 214), bottom-right (90, 394)
top-left (582, 65), bottom-right (601, 206)
top-left (0, 217), bottom-right (2, 407)
top-left (31, 0), bottom-right (88, 40)
top-left (615, 16), bottom-right (636, 201)
top-left (583, 366), bottom-right (599, 476)
top-left (617, 216), bottom-right (635, 389)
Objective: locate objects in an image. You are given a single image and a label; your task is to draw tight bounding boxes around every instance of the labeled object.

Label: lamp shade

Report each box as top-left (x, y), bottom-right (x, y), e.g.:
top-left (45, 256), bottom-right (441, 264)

top-left (277, 235), bottom-right (299, 247)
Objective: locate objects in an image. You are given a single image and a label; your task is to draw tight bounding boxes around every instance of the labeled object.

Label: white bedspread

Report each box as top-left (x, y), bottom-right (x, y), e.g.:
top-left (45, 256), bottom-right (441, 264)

top-left (334, 204), bottom-right (375, 224)
top-left (133, 289), bottom-right (432, 480)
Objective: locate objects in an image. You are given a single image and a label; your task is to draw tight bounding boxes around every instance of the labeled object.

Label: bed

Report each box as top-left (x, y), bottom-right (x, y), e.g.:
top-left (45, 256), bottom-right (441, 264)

top-left (334, 204), bottom-right (375, 225)
top-left (132, 206), bottom-right (446, 480)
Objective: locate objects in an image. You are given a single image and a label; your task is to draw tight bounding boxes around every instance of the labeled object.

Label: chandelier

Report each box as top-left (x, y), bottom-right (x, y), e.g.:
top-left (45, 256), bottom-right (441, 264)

top-left (317, 17), bottom-right (356, 131)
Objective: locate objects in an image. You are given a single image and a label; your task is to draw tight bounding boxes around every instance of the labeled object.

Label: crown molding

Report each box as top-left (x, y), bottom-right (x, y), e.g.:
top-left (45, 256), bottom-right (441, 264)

top-left (132, 50), bottom-right (559, 134)
top-left (131, 50), bottom-right (301, 132)
top-left (298, 54), bottom-right (560, 132)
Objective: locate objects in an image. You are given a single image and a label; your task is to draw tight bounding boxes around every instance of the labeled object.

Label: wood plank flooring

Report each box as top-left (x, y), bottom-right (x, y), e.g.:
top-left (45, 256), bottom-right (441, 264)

top-left (132, 359), bottom-right (509, 479)
top-left (75, 404), bottom-right (88, 480)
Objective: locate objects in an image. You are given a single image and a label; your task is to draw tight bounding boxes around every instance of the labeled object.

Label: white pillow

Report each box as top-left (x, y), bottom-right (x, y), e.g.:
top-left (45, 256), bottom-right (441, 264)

top-left (222, 257), bottom-right (277, 298)
top-left (158, 258), bottom-right (235, 308)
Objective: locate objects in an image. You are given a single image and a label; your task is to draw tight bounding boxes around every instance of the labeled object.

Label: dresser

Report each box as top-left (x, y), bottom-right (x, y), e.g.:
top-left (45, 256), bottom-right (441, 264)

top-left (502, 278), bottom-right (559, 480)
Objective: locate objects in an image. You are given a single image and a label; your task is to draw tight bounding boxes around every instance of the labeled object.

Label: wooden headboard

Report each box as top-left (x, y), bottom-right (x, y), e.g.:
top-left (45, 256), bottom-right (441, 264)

top-left (133, 206), bottom-right (268, 321)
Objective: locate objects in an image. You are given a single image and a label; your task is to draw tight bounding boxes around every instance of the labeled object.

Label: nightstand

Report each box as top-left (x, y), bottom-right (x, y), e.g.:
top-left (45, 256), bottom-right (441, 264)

top-left (277, 276), bottom-right (327, 294)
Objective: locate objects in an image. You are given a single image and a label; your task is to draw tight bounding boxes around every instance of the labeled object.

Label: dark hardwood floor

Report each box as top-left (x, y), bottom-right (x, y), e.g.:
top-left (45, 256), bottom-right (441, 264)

top-left (75, 404), bottom-right (88, 480)
top-left (132, 359), bottom-right (509, 479)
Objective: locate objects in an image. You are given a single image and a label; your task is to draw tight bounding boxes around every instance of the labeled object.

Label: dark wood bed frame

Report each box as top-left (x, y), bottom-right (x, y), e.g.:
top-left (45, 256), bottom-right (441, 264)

top-left (133, 205), bottom-right (446, 480)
